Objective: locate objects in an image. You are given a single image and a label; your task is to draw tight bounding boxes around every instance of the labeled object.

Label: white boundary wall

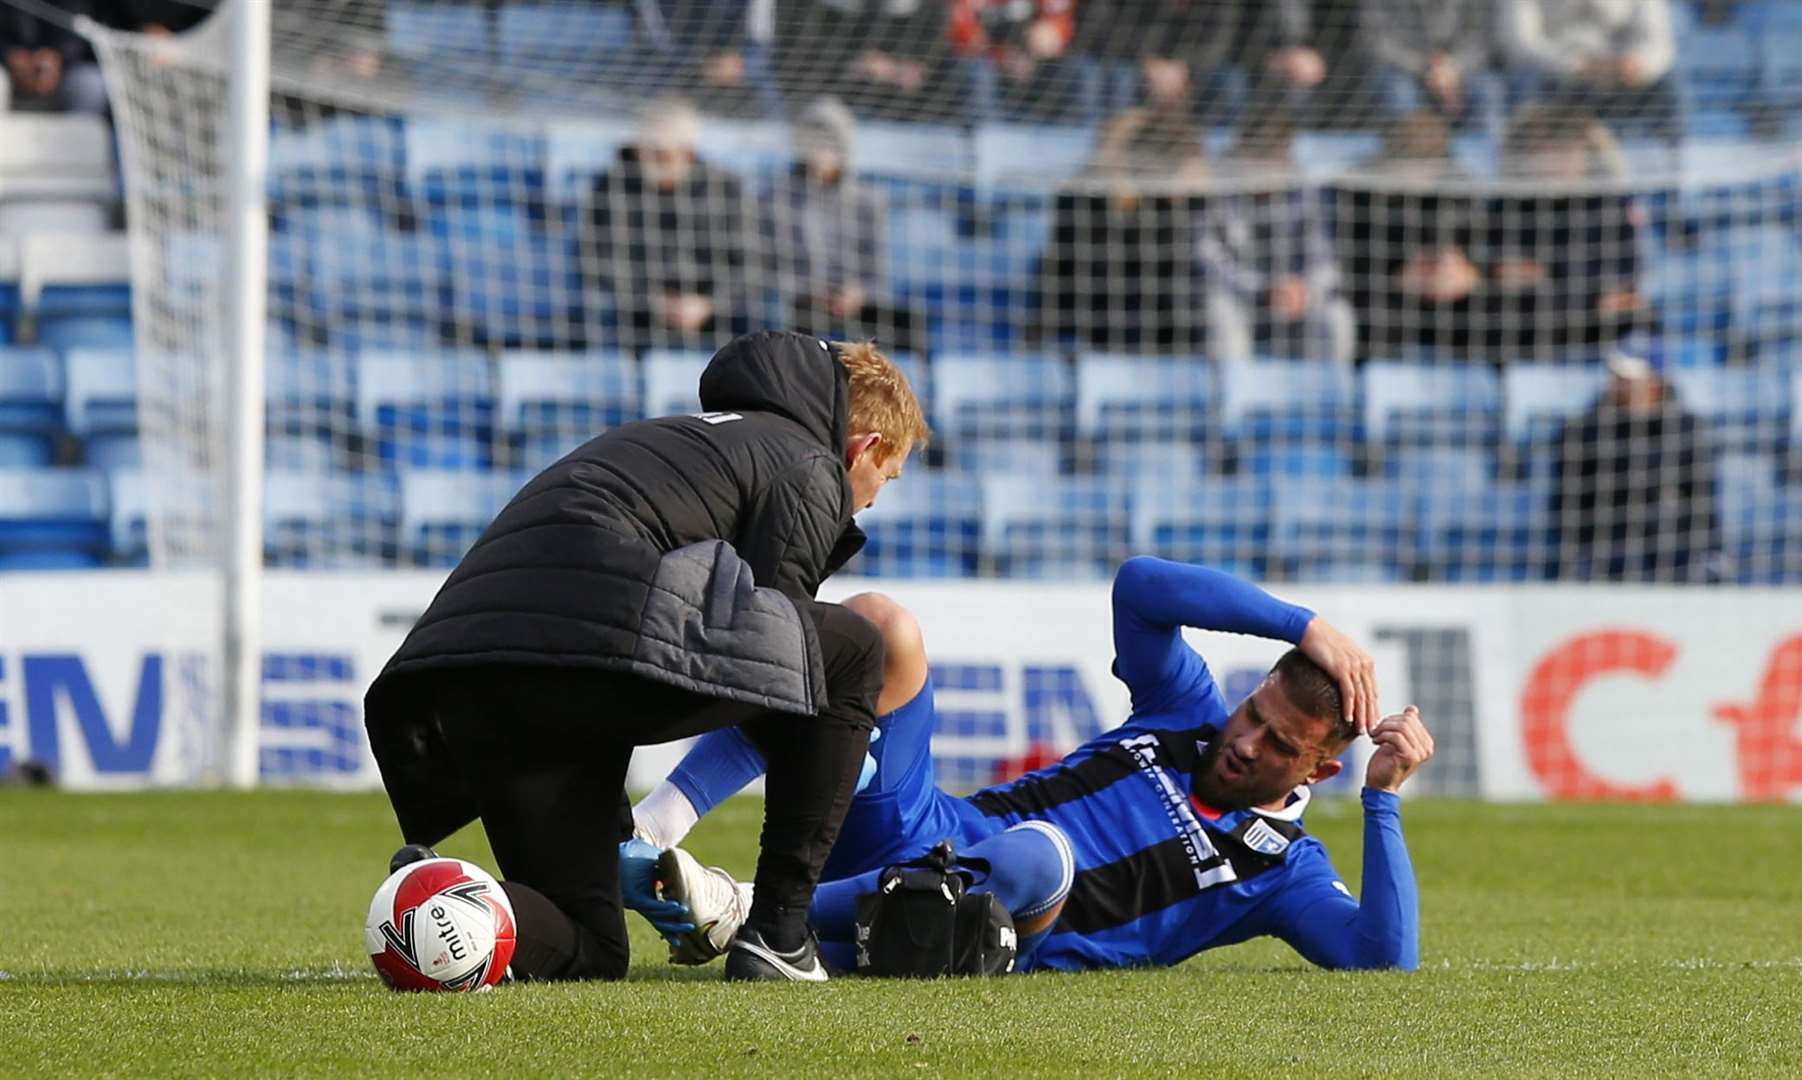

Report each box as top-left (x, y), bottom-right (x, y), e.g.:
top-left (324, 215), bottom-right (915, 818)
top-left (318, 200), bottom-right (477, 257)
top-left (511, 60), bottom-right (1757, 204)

top-left (1, 572), bottom-right (1798, 803)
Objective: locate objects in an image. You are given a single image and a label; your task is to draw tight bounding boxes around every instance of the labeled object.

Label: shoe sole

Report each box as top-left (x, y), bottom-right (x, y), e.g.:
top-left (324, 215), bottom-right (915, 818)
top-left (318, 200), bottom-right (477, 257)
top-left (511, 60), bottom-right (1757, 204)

top-left (655, 849), bottom-right (729, 965)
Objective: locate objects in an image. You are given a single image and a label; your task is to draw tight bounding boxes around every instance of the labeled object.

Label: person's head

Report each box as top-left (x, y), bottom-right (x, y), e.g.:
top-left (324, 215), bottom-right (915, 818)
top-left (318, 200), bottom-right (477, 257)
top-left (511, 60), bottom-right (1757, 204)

top-left (1502, 102), bottom-right (1620, 180)
top-left (1605, 350), bottom-right (1670, 415)
top-left (635, 97), bottom-right (700, 189)
top-left (793, 96), bottom-right (856, 183)
top-left (835, 340), bottom-right (929, 511)
top-left (1192, 649), bottom-right (1357, 810)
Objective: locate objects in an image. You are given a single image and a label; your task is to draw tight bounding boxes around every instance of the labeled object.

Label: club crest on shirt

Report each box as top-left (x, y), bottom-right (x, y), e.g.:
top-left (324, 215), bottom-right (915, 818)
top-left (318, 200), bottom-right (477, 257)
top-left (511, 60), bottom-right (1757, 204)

top-left (1242, 818), bottom-right (1292, 857)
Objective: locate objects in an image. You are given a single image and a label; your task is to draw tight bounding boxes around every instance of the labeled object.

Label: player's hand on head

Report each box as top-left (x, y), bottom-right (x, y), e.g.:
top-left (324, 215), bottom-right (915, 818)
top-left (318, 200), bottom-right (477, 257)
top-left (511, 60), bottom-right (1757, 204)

top-left (1299, 617), bottom-right (1379, 736)
top-left (1364, 706), bottom-right (1433, 794)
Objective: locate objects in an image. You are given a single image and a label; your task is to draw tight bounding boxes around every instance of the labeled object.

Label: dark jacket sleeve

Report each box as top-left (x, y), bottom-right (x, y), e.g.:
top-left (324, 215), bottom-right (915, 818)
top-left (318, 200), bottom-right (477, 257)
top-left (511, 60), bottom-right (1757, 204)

top-left (736, 453), bottom-right (850, 598)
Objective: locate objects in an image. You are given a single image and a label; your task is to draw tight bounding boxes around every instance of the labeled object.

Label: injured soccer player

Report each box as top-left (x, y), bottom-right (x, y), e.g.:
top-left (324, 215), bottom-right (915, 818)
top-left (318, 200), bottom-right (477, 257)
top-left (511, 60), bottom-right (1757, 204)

top-left (623, 557), bottom-right (1434, 977)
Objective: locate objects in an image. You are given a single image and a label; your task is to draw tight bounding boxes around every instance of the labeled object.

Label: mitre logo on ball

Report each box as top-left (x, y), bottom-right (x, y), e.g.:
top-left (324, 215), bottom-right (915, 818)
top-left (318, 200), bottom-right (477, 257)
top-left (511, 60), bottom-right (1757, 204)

top-left (364, 857), bottom-right (516, 992)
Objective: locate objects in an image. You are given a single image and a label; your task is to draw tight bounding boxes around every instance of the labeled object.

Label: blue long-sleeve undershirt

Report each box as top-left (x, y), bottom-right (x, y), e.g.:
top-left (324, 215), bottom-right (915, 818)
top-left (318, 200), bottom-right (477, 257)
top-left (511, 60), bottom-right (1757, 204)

top-left (1110, 556), bottom-right (1315, 711)
top-left (1257, 788), bottom-right (1420, 971)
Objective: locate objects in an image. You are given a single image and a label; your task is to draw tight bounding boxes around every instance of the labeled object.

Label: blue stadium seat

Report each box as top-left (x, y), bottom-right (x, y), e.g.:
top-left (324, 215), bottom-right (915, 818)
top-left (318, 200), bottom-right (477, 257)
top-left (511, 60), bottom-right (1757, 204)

top-left (642, 349), bottom-right (712, 418)
top-left (107, 468), bottom-right (146, 565)
top-left (399, 469), bottom-right (524, 566)
top-left (1075, 354), bottom-right (1215, 443)
top-left (1362, 361), bottom-right (1501, 446)
top-left (1726, 225), bottom-right (1802, 337)
top-left (63, 347), bottom-right (136, 439)
top-left (1418, 485), bottom-right (1552, 582)
top-left (1218, 359), bottom-right (1355, 444)
top-left (931, 352), bottom-right (1074, 446)
top-left (1646, 247), bottom-right (1735, 336)
top-left (855, 472), bottom-right (983, 577)
top-left (1718, 451), bottom-right (1802, 582)
top-left (857, 124), bottom-right (970, 180)
top-left (331, 318), bottom-right (445, 354)
top-left (1386, 447), bottom-right (1495, 496)
top-left (269, 115), bottom-right (407, 210)
top-left (981, 475), bottom-right (1128, 578)
top-left (1271, 477), bottom-right (1411, 580)
top-left (545, 118), bottom-right (635, 199)
top-left (263, 470), bottom-right (398, 568)
top-left (266, 435), bottom-right (341, 471)
top-left (387, 3), bottom-right (491, 59)
top-left (266, 350), bottom-right (356, 438)
top-left (1502, 364), bottom-right (1609, 446)
top-left (950, 437), bottom-right (1064, 477)
top-left (497, 4), bottom-right (634, 65)
top-left (38, 314), bottom-right (133, 352)
top-left (1677, 25), bottom-right (1761, 109)
top-left (1670, 364), bottom-right (1790, 452)
top-left (499, 350), bottom-right (639, 454)
top-left (1242, 444), bottom-right (1355, 479)
top-left (693, 118), bottom-right (789, 178)
top-left (437, 209), bottom-right (580, 348)
top-left (0, 466), bottom-right (109, 568)
top-left (972, 125), bottom-right (1093, 190)
top-left (1130, 476), bottom-right (1271, 579)
top-left (1096, 439), bottom-right (1209, 483)
top-left (1294, 131), bottom-right (1383, 178)
top-left (355, 351), bottom-right (495, 470)
top-left (0, 346), bottom-right (62, 466)
top-left (293, 209), bottom-right (442, 324)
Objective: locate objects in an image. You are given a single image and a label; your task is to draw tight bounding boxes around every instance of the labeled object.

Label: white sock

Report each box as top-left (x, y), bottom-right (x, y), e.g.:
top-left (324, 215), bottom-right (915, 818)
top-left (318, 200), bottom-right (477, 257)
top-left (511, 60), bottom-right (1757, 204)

top-left (632, 780), bottom-right (700, 849)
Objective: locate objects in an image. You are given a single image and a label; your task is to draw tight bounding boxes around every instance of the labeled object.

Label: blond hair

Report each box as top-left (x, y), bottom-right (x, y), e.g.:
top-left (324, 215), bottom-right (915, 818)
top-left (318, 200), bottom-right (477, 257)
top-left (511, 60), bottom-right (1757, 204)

top-left (834, 340), bottom-right (929, 457)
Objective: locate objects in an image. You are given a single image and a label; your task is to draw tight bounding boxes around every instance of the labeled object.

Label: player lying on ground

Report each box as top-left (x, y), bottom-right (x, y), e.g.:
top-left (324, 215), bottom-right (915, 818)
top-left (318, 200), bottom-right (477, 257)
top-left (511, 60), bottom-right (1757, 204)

top-left (625, 557), bottom-right (1433, 976)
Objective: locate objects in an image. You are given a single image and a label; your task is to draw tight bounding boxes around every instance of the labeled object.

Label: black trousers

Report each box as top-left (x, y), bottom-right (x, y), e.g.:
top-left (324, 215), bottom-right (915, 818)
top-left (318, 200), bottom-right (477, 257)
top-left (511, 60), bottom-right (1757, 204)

top-left (431, 598), bottom-right (884, 981)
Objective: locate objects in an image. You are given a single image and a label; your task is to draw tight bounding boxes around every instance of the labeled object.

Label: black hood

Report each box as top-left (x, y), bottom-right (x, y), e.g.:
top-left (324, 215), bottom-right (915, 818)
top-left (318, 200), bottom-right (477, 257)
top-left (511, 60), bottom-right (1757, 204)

top-left (699, 330), bottom-right (849, 452)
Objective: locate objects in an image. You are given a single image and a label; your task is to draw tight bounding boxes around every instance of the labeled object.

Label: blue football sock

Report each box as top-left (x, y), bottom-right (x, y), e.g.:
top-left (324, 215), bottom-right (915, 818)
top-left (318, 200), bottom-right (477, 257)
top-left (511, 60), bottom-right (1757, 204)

top-left (667, 728), bottom-right (768, 818)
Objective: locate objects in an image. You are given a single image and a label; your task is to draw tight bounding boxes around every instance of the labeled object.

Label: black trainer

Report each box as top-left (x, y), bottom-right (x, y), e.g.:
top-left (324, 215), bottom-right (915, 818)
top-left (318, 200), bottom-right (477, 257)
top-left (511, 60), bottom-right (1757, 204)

top-left (724, 927), bottom-right (829, 982)
top-left (388, 843), bottom-right (437, 875)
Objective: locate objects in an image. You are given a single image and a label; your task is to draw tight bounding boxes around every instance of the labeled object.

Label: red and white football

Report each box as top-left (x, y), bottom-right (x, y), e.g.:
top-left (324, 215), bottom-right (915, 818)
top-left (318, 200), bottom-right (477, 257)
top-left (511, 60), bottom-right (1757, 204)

top-left (364, 857), bottom-right (516, 992)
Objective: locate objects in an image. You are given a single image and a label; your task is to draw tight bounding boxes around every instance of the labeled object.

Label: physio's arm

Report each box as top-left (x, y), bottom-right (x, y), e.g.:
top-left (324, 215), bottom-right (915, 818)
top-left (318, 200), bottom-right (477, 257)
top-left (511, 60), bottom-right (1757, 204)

top-left (1110, 556), bottom-right (1313, 701)
top-left (1263, 788), bottom-right (1420, 971)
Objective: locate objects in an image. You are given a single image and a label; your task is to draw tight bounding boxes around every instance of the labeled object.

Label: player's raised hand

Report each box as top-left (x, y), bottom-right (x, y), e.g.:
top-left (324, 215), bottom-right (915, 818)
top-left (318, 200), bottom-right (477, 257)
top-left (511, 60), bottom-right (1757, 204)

top-left (1299, 617), bottom-right (1379, 736)
top-left (1365, 706), bottom-right (1434, 793)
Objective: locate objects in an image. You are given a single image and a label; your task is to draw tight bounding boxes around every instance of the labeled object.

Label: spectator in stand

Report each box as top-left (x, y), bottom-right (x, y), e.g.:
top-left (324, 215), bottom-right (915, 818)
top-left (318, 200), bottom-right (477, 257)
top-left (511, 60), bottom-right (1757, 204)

top-left (1233, 0), bottom-right (1364, 125)
top-left (1358, 0), bottom-right (1501, 134)
top-left (582, 98), bottom-right (754, 350)
top-left (630, 0), bottom-right (783, 119)
top-left (3, 0), bottom-right (107, 115)
top-left (1199, 104), bottom-right (1357, 367)
top-left (1072, 0), bottom-right (1243, 126)
top-left (1328, 109), bottom-right (1484, 359)
top-left (1500, 0), bottom-right (1678, 139)
top-left (1549, 350), bottom-right (1721, 582)
top-left (1478, 102), bottom-right (1650, 361)
top-left (948, 0), bottom-right (1079, 122)
top-left (762, 97), bottom-right (924, 354)
top-left (1035, 104), bottom-right (1210, 351)
top-left (777, 1), bottom-right (956, 123)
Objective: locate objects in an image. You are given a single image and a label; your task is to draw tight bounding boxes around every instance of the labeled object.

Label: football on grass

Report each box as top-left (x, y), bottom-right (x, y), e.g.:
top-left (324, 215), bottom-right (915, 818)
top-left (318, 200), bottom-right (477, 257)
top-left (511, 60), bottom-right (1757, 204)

top-left (364, 857), bottom-right (516, 992)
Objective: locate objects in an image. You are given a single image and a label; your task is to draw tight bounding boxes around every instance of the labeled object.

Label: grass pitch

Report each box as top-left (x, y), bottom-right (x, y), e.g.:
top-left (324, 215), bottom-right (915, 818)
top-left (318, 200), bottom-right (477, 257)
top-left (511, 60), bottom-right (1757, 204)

top-left (2, 790), bottom-right (1799, 1078)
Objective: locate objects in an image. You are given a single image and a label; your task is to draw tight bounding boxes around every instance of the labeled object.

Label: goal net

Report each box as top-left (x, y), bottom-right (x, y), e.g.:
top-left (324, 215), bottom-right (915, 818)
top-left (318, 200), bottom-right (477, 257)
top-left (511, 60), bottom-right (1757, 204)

top-left (87, 0), bottom-right (1802, 796)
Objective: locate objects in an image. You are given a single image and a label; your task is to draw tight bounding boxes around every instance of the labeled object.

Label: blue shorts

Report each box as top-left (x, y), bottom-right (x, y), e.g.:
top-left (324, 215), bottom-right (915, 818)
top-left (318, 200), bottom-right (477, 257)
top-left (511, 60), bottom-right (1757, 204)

top-left (820, 675), bottom-right (999, 881)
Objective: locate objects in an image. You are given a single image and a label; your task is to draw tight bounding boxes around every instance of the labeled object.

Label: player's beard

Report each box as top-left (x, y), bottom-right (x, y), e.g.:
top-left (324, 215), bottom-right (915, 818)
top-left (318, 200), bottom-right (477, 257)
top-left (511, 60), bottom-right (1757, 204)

top-left (1191, 738), bottom-right (1281, 811)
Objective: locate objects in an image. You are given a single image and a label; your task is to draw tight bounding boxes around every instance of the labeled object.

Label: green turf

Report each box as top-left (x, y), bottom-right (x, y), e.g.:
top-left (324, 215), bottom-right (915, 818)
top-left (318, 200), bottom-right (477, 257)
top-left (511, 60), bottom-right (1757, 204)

top-left (2, 790), bottom-right (1799, 1077)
